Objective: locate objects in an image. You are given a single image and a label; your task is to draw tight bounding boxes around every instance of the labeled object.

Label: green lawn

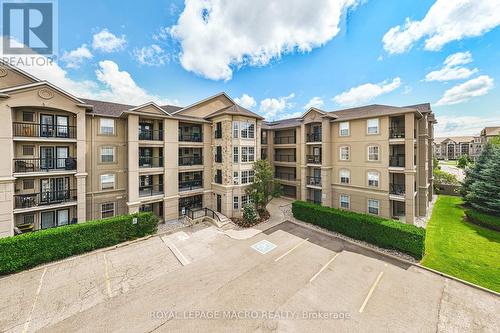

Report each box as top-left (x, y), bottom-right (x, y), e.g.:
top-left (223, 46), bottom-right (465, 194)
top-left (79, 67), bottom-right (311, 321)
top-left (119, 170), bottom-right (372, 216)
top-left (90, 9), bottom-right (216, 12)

top-left (422, 195), bottom-right (500, 292)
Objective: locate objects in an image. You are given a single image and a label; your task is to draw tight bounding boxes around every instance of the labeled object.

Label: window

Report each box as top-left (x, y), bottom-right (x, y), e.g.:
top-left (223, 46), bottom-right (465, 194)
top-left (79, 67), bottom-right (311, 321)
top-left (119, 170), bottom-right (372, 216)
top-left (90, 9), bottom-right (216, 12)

top-left (233, 196), bottom-right (239, 210)
top-left (233, 146), bottom-right (239, 163)
top-left (215, 146), bottom-right (222, 163)
top-left (368, 171), bottom-right (379, 187)
top-left (215, 169), bottom-right (222, 184)
top-left (57, 209), bottom-right (69, 226)
top-left (241, 194), bottom-right (251, 206)
top-left (340, 146), bottom-right (350, 160)
top-left (241, 122), bottom-right (255, 139)
top-left (23, 111), bottom-right (34, 122)
top-left (248, 123), bottom-right (255, 139)
top-left (241, 170), bottom-right (255, 184)
top-left (339, 122), bottom-right (349, 136)
top-left (23, 145), bottom-right (34, 156)
top-left (367, 118), bottom-right (379, 134)
top-left (101, 174), bottom-right (115, 190)
top-left (368, 199), bottom-right (379, 215)
top-left (340, 195), bottom-right (350, 209)
top-left (23, 214), bottom-right (35, 225)
top-left (23, 179), bottom-right (34, 190)
top-left (100, 118), bottom-right (115, 135)
top-left (215, 122), bottom-right (222, 138)
top-left (101, 202), bottom-right (115, 218)
top-left (233, 121), bottom-right (239, 138)
top-left (339, 169), bottom-right (350, 184)
top-left (368, 146), bottom-right (380, 161)
top-left (241, 146), bottom-right (255, 162)
top-left (100, 147), bottom-right (115, 163)
top-left (233, 171), bottom-right (239, 185)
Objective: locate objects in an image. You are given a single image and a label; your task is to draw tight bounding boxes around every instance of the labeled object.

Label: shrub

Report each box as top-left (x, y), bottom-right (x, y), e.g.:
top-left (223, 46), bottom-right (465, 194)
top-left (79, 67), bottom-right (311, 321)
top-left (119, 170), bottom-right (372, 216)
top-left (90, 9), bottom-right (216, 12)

top-left (464, 209), bottom-right (500, 231)
top-left (0, 212), bottom-right (158, 275)
top-left (292, 201), bottom-right (425, 259)
top-left (243, 203), bottom-right (257, 224)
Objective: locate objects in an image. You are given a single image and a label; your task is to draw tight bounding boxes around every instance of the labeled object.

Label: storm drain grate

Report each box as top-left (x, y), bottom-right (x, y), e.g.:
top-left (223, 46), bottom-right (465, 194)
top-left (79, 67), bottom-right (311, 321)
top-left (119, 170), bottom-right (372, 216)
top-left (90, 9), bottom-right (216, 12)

top-left (251, 240), bottom-right (277, 254)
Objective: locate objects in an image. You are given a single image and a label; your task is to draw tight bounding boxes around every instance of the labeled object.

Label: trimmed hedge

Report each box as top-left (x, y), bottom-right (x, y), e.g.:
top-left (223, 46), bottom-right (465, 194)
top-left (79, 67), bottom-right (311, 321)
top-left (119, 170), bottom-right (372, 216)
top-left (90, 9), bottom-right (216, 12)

top-left (465, 209), bottom-right (500, 231)
top-left (0, 212), bottom-right (158, 275)
top-left (292, 201), bottom-right (425, 259)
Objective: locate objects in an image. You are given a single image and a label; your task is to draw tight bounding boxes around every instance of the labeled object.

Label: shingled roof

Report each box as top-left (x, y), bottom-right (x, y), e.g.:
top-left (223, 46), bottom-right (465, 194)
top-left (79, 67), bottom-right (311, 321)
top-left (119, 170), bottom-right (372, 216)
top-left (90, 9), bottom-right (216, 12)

top-left (205, 104), bottom-right (264, 120)
top-left (81, 98), bottom-right (183, 117)
top-left (328, 104), bottom-right (420, 121)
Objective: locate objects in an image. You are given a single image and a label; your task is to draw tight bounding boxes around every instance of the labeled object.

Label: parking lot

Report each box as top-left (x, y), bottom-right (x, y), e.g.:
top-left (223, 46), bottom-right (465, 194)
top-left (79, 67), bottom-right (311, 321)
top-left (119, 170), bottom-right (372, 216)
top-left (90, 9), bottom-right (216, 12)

top-left (1, 221), bottom-right (498, 333)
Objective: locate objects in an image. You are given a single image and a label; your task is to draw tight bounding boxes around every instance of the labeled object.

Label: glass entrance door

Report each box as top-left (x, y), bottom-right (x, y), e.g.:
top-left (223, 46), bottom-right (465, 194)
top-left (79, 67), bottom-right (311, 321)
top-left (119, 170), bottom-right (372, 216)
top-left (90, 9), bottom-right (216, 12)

top-left (40, 147), bottom-right (54, 170)
top-left (41, 211), bottom-right (55, 229)
top-left (56, 147), bottom-right (69, 169)
top-left (56, 116), bottom-right (69, 137)
top-left (40, 114), bottom-right (54, 137)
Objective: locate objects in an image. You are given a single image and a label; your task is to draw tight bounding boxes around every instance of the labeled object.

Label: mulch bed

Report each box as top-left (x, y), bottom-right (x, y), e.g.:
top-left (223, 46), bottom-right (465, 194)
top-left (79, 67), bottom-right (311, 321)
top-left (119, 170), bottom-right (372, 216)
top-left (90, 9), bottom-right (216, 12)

top-left (231, 209), bottom-right (270, 228)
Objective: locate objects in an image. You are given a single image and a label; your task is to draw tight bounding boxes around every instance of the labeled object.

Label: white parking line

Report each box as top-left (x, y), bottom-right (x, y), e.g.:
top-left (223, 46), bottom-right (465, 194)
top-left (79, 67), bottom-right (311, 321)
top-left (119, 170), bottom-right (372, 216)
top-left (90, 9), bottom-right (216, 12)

top-left (22, 267), bottom-right (47, 333)
top-left (103, 253), bottom-right (112, 298)
top-left (161, 236), bottom-right (190, 266)
top-left (309, 253), bottom-right (340, 283)
top-left (275, 238), bottom-right (309, 262)
top-left (359, 271), bottom-right (384, 313)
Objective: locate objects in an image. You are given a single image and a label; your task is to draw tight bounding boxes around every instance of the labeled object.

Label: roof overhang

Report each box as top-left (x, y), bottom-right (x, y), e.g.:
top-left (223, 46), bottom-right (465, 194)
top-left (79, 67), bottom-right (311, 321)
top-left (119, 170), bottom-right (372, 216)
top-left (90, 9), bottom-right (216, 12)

top-left (0, 81), bottom-right (86, 104)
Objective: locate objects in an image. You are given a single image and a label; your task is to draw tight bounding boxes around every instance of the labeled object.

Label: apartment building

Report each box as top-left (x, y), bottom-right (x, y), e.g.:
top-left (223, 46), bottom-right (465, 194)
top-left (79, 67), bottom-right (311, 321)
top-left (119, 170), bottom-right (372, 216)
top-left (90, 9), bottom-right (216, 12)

top-left (262, 105), bottom-right (436, 225)
top-left (0, 63), bottom-right (262, 237)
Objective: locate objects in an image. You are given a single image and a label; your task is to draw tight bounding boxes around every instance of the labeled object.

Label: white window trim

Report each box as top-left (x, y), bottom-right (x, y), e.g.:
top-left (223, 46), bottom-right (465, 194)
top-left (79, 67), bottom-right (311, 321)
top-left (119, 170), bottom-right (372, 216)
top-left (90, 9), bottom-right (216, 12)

top-left (368, 199), bottom-right (380, 215)
top-left (101, 202), bottom-right (115, 218)
top-left (339, 146), bottom-right (350, 161)
top-left (367, 171), bottom-right (380, 187)
top-left (100, 118), bottom-right (115, 135)
top-left (100, 146), bottom-right (115, 163)
top-left (339, 169), bottom-right (350, 184)
top-left (339, 121), bottom-right (350, 136)
top-left (232, 121), bottom-right (239, 138)
top-left (233, 196), bottom-right (239, 210)
top-left (367, 118), bottom-right (379, 135)
top-left (233, 146), bottom-right (239, 163)
top-left (368, 145), bottom-right (380, 161)
top-left (233, 171), bottom-right (239, 185)
top-left (100, 174), bottom-right (116, 190)
top-left (340, 194), bottom-right (350, 209)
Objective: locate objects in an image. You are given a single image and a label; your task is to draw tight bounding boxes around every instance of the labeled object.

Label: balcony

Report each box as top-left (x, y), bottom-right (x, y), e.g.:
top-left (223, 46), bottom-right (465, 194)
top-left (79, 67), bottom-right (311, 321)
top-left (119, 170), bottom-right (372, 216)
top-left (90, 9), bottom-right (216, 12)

top-left (139, 156), bottom-right (163, 168)
top-left (389, 126), bottom-right (405, 139)
top-left (179, 123), bottom-right (203, 142)
top-left (274, 136), bottom-right (296, 144)
top-left (274, 154), bottom-right (296, 163)
top-left (139, 129), bottom-right (163, 141)
top-left (179, 133), bottom-right (203, 142)
top-left (139, 184), bottom-right (164, 197)
top-left (307, 176), bottom-right (321, 186)
top-left (389, 154), bottom-right (405, 167)
top-left (14, 189), bottom-right (77, 209)
top-left (13, 158), bottom-right (77, 173)
top-left (275, 172), bottom-right (296, 181)
top-left (307, 155), bottom-right (322, 164)
top-left (389, 183), bottom-right (405, 196)
top-left (306, 133), bottom-right (321, 143)
top-left (13, 122), bottom-right (76, 139)
top-left (179, 156), bottom-right (203, 166)
top-left (179, 179), bottom-right (203, 191)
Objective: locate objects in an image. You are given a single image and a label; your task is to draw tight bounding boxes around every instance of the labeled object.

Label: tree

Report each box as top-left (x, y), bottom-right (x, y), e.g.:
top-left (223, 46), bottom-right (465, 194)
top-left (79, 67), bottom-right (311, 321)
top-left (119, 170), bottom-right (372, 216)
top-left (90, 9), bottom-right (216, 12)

top-left (246, 159), bottom-right (282, 211)
top-left (242, 203), bottom-right (257, 223)
top-left (457, 154), bottom-right (472, 169)
top-left (432, 155), bottom-right (440, 170)
top-left (465, 145), bottom-right (500, 215)
top-left (461, 142), bottom-right (494, 199)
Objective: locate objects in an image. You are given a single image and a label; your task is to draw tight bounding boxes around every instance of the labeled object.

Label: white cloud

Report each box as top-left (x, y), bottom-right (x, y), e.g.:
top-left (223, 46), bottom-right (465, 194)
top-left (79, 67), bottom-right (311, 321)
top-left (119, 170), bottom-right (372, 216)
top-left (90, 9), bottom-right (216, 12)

top-left (133, 44), bottom-right (169, 66)
top-left (425, 51), bottom-right (478, 81)
top-left (435, 75), bottom-right (494, 106)
top-left (234, 94), bottom-right (256, 109)
top-left (333, 77), bottom-right (401, 106)
top-left (259, 93), bottom-right (295, 120)
top-left (60, 44), bottom-right (93, 69)
top-left (435, 115), bottom-right (500, 137)
top-left (383, 0), bottom-right (500, 54)
top-left (92, 29), bottom-right (127, 53)
top-left (168, 0), bottom-right (360, 80)
top-left (304, 96), bottom-right (324, 110)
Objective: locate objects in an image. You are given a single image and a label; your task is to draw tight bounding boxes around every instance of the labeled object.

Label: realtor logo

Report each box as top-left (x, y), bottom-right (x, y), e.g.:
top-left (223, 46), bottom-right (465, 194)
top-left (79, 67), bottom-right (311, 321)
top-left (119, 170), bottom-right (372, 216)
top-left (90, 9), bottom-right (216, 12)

top-left (1, 0), bottom-right (57, 55)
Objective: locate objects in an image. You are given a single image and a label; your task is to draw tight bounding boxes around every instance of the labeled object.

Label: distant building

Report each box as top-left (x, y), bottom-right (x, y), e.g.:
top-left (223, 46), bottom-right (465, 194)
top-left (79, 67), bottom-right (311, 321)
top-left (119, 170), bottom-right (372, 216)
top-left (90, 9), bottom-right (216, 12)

top-left (433, 126), bottom-right (500, 160)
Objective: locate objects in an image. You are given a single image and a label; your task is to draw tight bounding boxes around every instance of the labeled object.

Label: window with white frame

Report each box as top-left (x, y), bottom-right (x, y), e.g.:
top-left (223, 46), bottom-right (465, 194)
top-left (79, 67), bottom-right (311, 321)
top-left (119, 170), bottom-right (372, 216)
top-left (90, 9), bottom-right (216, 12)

top-left (248, 123), bottom-right (255, 138)
top-left (368, 146), bottom-right (380, 161)
top-left (339, 122), bottom-right (350, 136)
top-left (241, 194), bottom-right (251, 206)
top-left (367, 171), bottom-right (379, 187)
top-left (233, 171), bottom-right (239, 185)
top-left (233, 146), bottom-right (239, 163)
top-left (101, 174), bottom-right (115, 190)
top-left (340, 146), bottom-right (350, 160)
top-left (368, 199), bottom-right (379, 215)
top-left (240, 122), bottom-right (255, 139)
top-left (101, 202), bottom-right (115, 218)
top-left (339, 169), bottom-right (350, 184)
top-left (233, 196), bottom-right (239, 210)
top-left (340, 195), bottom-right (350, 209)
top-left (367, 118), bottom-right (379, 134)
top-left (100, 118), bottom-right (115, 135)
top-left (241, 170), bottom-right (255, 184)
top-left (241, 146), bottom-right (255, 162)
top-left (232, 121), bottom-right (239, 138)
top-left (100, 147), bottom-right (115, 163)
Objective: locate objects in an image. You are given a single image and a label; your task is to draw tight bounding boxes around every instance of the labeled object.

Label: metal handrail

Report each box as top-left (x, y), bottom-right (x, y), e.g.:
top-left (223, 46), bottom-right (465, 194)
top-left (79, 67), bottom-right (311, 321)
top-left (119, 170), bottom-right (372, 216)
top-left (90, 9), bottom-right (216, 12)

top-left (14, 189), bottom-right (77, 209)
top-left (13, 157), bottom-right (77, 173)
top-left (274, 136), bottom-right (296, 144)
top-left (306, 133), bottom-right (322, 142)
top-left (139, 129), bottom-right (163, 141)
top-left (306, 155), bottom-right (322, 164)
top-left (13, 122), bottom-right (76, 138)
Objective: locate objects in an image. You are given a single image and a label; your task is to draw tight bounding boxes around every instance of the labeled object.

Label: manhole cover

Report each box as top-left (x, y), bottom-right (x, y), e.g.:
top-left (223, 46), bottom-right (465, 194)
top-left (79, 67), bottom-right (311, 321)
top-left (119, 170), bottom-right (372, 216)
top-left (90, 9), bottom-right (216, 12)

top-left (251, 240), bottom-right (277, 254)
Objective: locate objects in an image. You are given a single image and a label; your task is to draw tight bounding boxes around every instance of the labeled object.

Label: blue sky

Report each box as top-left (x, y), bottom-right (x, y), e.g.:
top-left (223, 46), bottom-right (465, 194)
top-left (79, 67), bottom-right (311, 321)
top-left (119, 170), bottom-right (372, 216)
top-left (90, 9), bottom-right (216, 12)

top-left (6, 0), bottom-right (500, 136)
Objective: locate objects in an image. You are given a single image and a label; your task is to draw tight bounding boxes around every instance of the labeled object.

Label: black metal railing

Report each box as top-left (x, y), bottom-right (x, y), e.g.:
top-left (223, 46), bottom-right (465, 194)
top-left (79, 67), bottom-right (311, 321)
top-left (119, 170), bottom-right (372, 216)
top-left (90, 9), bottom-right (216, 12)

top-left (307, 155), bottom-right (322, 164)
top-left (274, 136), bottom-right (296, 144)
top-left (139, 129), bottom-right (163, 141)
top-left (185, 207), bottom-right (221, 223)
top-left (139, 184), bottom-right (164, 197)
top-left (179, 179), bottom-right (203, 191)
top-left (14, 189), bottom-right (77, 209)
top-left (389, 126), bottom-right (405, 139)
top-left (178, 133), bottom-right (203, 142)
top-left (139, 156), bottom-right (163, 168)
top-left (274, 154), bottom-right (296, 162)
top-left (307, 198), bottom-right (321, 205)
top-left (179, 156), bottom-right (203, 166)
top-left (307, 176), bottom-right (321, 186)
top-left (389, 183), bottom-right (406, 196)
top-left (275, 172), bottom-right (296, 181)
top-left (13, 157), bottom-right (77, 173)
top-left (13, 122), bottom-right (76, 139)
top-left (389, 154), bottom-right (405, 167)
top-left (214, 130), bottom-right (222, 139)
top-left (306, 133), bottom-right (322, 142)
